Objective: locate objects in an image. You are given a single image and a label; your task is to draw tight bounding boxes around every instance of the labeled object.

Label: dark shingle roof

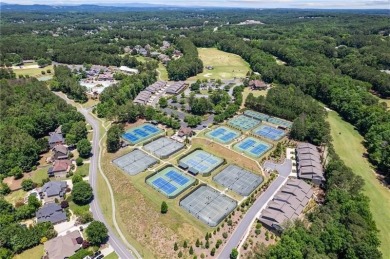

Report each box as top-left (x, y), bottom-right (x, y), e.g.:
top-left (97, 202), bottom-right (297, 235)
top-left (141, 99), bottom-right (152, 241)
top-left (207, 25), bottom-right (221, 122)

top-left (41, 181), bottom-right (67, 197)
top-left (36, 203), bottom-right (67, 224)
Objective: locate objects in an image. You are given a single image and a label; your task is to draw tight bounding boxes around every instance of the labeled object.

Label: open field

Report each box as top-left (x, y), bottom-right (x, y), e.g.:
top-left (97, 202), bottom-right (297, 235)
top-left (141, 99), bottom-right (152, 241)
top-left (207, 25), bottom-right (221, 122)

top-left (4, 189), bottom-right (26, 205)
top-left (13, 65), bottom-right (54, 78)
top-left (327, 111), bottom-right (390, 257)
top-left (157, 63), bottom-right (169, 81)
top-left (101, 146), bottom-right (208, 258)
top-left (31, 166), bottom-right (50, 184)
top-left (13, 245), bottom-right (44, 259)
top-left (241, 87), bottom-right (268, 109)
top-left (188, 48), bottom-right (250, 81)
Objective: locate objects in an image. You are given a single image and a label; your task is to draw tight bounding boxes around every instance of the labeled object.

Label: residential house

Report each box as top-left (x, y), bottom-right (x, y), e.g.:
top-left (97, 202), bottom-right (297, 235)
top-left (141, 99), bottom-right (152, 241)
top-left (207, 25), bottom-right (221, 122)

top-left (52, 145), bottom-right (69, 160)
top-left (48, 160), bottom-right (72, 178)
top-left (40, 181), bottom-right (67, 203)
top-left (296, 143), bottom-right (325, 185)
top-left (178, 127), bottom-right (193, 138)
top-left (44, 230), bottom-right (83, 259)
top-left (48, 126), bottom-right (64, 148)
top-left (249, 80), bottom-right (268, 90)
top-left (36, 203), bottom-right (67, 225)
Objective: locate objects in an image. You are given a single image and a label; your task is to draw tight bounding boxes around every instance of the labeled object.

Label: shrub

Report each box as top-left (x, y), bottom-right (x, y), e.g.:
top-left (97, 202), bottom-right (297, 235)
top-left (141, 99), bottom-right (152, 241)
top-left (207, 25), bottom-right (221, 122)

top-left (211, 248), bottom-right (216, 256)
top-left (60, 200), bottom-right (69, 208)
top-left (223, 232), bottom-right (228, 239)
top-left (21, 179), bottom-right (35, 191)
top-left (178, 251), bottom-right (183, 258)
top-left (174, 242), bottom-right (178, 251)
top-left (161, 201), bottom-right (168, 214)
top-left (76, 157), bottom-right (83, 166)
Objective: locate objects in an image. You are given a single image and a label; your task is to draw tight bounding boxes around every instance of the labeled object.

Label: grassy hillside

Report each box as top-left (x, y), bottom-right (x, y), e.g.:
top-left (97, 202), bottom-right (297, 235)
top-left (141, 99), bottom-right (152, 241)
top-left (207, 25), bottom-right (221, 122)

top-left (188, 48), bottom-right (250, 80)
top-left (327, 111), bottom-right (390, 257)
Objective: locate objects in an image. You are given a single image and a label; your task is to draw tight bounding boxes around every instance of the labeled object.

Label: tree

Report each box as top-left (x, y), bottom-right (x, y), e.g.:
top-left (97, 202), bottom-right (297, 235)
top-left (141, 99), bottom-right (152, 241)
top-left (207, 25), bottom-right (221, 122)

top-left (172, 96), bottom-right (178, 103)
top-left (161, 201), bottom-right (168, 214)
top-left (196, 238), bottom-right (200, 247)
top-left (189, 246), bottom-right (194, 255)
top-left (21, 179), bottom-right (35, 191)
top-left (183, 240), bottom-right (188, 248)
top-left (159, 97), bottom-right (168, 108)
top-left (27, 195), bottom-right (41, 209)
top-left (72, 181), bottom-right (93, 205)
top-left (37, 58), bottom-right (49, 68)
top-left (107, 124), bottom-right (123, 153)
top-left (11, 167), bottom-right (23, 179)
top-left (85, 221), bottom-right (108, 246)
top-left (174, 242), bottom-right (178, 251)
top-left (0, 248), bottom-right (12, 259)
top-left (76, 157), bottom-right (83, 166)
top-left (77, 139), bottom-right (92, 158)
top-left (178, 251), bottom-right (183, 258)
top-left (211, 248), bottom-right (216, 256)
top-left (72, 174), bottom-right (83, 184)
top-left (230, 248), bottom-right (238, 259)
top-left (0, 183), bottom-right (11, 195)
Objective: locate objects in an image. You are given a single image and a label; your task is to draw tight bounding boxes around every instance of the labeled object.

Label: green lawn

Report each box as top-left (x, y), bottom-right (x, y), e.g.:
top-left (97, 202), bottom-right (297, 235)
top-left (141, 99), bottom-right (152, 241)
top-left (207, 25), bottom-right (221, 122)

top-left (188, 48), bottom-right (250, 81)
top-left (13, 65), bottom-right (54, 78)
top-left (327, 111), bottom-right (390, 257)
top-left (69, 200), bottom-right (90, 216)
top-left (4, 189), bottom-right (27, 205)
top-left (31, 166), bottom-right (50, 184)
top-left (13, 245), bottom-right (44, 259)
top-left (104, 252), bottom-right (119, 259)
top-left (76, 163), bottom-right (90, 177)
top-left (157, 63), bottom-right (169, 81)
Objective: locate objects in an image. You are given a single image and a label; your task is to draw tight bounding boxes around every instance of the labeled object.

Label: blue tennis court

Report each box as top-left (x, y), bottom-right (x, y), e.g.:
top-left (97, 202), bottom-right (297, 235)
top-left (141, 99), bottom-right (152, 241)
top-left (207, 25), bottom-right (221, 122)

top-left (122, 123), bottom-right (162, 144)
top-left (234, 137), bottom-right (272, 158)
top-left (152, 178), bottom-right (177, 194)
top-left (179, 150), bottom-right (223, 176)
top-left (205, 126), bottom-right (240, 144)
top-left (166, 170), bottom-right (189, 185)
top-left (267, 117), bottom-right (293, 128)
top-left (252, 124), bottom-right (286, 141)
top-left (146, 166), bottom-right (196, 198)
top-left (227, 115), bottom-right (260, 131)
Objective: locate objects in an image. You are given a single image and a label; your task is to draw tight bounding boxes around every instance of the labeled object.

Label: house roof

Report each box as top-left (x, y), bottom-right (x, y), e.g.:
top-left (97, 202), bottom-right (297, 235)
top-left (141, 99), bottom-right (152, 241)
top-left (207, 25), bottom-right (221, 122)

top-left (179, 127), bottom-right (193, 135)
top-left (52, 160), bottom-right (71, 173)
top-left (296, 154), bottom-right (321, 163)
top-left (44, 230), bottom-right (82, 259)
top-left (297, 142), bottom-right (317, 151)
top-left (298, 160), bottom-right (322, 169)
top-left (49, 132), bottom-right (64, 144)
top-left (53, 145), bottom-right (68, 155)
top-left (249, 80), bottom-right (267, 88)
top-left (36, 203), bottom-right (67, 224)
top-left (259, 179), bottom-right (313, 230)
top-left (41, 181), bottom-right (67, 197)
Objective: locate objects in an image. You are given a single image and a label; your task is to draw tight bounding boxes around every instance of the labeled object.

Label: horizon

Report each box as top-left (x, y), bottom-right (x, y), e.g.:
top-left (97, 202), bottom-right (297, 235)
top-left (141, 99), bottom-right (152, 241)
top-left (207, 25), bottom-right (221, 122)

top-left (1, 0), bottom-right (389, 9)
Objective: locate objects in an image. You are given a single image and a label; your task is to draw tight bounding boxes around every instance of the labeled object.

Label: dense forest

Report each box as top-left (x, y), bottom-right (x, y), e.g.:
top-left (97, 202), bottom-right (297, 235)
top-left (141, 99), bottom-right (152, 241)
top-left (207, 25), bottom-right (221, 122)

top-left (0, 79), bottom-right (85, 176)
top-left (0, 7), bottom-right (388, 259)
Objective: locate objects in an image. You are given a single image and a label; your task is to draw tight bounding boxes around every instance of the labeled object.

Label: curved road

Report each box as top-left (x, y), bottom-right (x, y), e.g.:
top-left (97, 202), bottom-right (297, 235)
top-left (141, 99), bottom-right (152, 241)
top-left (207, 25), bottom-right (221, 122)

top-left (55, 93), bottom-right (136, 259)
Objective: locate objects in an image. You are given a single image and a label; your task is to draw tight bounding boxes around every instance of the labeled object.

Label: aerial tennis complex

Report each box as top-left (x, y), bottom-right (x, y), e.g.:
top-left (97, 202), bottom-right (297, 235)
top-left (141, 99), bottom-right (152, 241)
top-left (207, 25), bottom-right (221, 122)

top-left (252, 124), bottom-right (286, 141)
top-left (122, 123), bottom-right (162, 144)
top-left (113, 149), bottom-right (158, 175)
top-left (180, 185), bottom-right (237, 227)
top-left (143, 137), bottom-right (184, 158)
top-left (179, 150), bottom-right (223, 176)
top-left (213, 165), bottom-right (263, 196)
top-left (227, 115), bottom-right (260, 131)
top-left (146, 166), bottom-right (196, 198)
top-left (205, 126), bottom-right (240, 144)
top-left (233, 137), bottom-right (272, 158)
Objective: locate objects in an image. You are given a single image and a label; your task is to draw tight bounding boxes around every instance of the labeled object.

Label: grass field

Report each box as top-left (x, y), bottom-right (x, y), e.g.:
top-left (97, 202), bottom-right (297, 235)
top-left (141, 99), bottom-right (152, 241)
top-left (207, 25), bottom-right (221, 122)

top-left (157, 63), bottom-right (169, 81)
top-left (13, 245), bottom-right (44, 259)
top-left (4, 189), bottom-right (26, 205)
top-left (76, 163), bottom-right (90, 177)
top-left (188, 48), bottom-right (250, 81)
top-left (13, 65), bottom-right (54, 78)
top-left (327, 111), bottom-right (390, 257)
top-left (31, 166), bottom-right (50, 184)
top-left (69, 200), bottom-right (90, 216)
top-left (379, 98), bottom-right (390, 110)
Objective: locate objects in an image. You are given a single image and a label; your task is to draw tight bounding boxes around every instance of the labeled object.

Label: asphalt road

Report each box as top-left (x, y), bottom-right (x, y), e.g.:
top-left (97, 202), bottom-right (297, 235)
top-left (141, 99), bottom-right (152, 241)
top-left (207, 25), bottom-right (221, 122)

top-left (217, 159), bottom-right (292, 258)
top-left (55, 93), bottom-right (135, 259)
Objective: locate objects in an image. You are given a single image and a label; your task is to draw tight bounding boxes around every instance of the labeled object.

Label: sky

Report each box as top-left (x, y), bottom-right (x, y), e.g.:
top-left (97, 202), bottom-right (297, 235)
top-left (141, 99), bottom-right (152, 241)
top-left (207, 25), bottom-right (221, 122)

top-left (1, 0), bottom-right (389, 9)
